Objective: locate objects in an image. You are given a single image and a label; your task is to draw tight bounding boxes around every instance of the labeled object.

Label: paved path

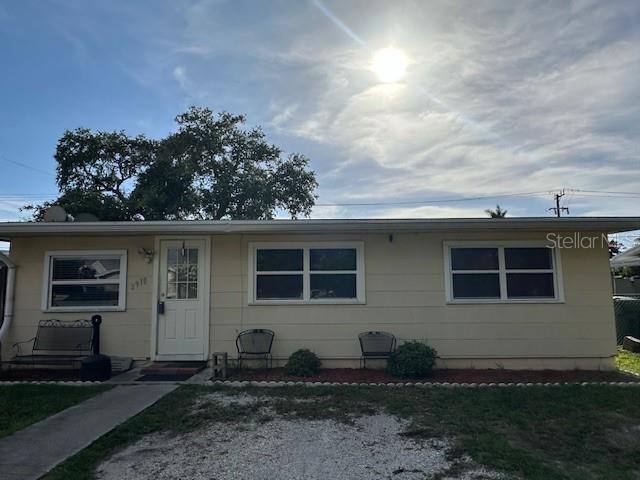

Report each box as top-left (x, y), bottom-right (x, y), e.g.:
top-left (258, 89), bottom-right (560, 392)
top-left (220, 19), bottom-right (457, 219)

top-left (0, 384), bottom-right (177, 480)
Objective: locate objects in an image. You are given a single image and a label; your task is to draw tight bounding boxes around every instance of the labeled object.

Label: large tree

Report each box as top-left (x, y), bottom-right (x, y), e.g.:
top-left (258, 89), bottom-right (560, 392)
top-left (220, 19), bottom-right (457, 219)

top-left (484, 205), bottom-right (507, 218)
top-left (26, 107), bottom-right (317, 221)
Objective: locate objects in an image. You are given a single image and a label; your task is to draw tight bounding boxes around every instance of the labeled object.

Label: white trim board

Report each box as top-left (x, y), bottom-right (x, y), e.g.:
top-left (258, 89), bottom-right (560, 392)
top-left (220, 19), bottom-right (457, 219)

top-left (2, 216), bottom-right (639, 239)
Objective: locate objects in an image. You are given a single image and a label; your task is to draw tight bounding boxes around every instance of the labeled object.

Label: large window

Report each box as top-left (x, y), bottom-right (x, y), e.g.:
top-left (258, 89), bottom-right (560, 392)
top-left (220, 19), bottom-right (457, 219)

top-left (249, 243), bottom-right (364, 303)
top-left (43, 250), bottom-right (127, 311)
top-left (444, 243), bottom-right (562, 303)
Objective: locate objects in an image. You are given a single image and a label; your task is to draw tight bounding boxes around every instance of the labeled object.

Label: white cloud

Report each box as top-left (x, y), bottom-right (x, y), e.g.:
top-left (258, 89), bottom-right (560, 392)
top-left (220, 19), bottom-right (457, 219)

top-left (32, 0), bottom-right (640, 219)
top-left (173, 66), bottom-right (188, 89)
top-left (0, 200), bottom-right (32, 221)
top-left (270, 104), bottom-right (299, 130)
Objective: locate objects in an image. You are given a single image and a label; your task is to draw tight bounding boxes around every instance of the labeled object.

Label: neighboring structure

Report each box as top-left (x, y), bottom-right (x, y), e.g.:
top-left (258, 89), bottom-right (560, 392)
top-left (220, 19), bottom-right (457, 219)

top-left (0, 217), bottom-right (638, 370)
top-left (0, 250), bottom-right (7, 325)
top-left (611, 244), bottom-right (640, 269)
top-left (611, 244), bottom-right (640, 297)
top-left (613, 278), bottom-right (640, 297)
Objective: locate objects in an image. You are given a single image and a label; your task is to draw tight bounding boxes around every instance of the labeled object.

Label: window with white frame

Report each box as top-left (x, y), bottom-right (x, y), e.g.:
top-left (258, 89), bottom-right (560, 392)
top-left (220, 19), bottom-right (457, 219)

top-left (43, 250), bottom-right (127, 311)
top-left (250, 243), bottom-right (364, 303)
top-left (445, 243), bottom-right (561, 302)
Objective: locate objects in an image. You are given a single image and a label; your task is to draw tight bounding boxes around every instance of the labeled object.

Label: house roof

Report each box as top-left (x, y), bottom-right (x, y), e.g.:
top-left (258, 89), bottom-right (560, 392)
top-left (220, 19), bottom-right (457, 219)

top-left (611, 244), bottom-right (640, 268)
top-left (0, 217), bottom-right (639, 240)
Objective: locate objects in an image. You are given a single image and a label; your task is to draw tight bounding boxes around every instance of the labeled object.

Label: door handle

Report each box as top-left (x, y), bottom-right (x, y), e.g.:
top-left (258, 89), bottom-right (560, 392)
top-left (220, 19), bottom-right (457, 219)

top-left (158, 301), bottom-right (165, 314)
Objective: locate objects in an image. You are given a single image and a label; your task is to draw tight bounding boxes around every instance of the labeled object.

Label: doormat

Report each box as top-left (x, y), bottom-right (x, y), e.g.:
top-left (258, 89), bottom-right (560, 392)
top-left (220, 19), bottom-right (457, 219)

top-left (136, 373), bottom-right (193, 382)
top-left (140, 361), bottom-right (206, 376)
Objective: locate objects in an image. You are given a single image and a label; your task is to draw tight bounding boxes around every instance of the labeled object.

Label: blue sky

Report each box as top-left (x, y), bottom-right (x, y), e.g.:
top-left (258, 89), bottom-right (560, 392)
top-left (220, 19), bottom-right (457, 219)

top-left (0, 1), bottom-right (638, 240)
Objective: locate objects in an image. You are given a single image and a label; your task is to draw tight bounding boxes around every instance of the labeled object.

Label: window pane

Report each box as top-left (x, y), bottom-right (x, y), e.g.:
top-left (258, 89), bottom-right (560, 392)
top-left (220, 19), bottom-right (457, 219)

top-left (187, 265), bottom-right (198, 282)
top-left (311, 274), bottom-right (357, 299)
top-left (505, 248), bottom-right (552, 270)
top-left (256, 274), bottom-right (303, 299)
top-left (188, 283), bottom-right (198, 299)
top-left (52, 257), bottom-right (120, 280)
top-left (507, 273), bottom-right (555, 298)
top-left (51, 284), bottom-right (119, 307)
top-left (451, 248), bottom-right (499, 271)
top-left (256, 249), bottom-right (303, 271)
top-left (452, 273), bottom-right (500, 298)
top-left (310, 249), bottom-right (357, 271)
top-left (167, 266), bottom-right (177, 283)
top-left (176, 266), bottom-right (188, 281)
top-left (168, 247), bottom-right (197, 266)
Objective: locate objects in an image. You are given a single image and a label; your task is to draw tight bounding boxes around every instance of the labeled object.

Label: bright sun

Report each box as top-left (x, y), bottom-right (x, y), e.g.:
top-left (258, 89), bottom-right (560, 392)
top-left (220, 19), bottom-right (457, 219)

top-left (371, 47), bottom-right (409, 83)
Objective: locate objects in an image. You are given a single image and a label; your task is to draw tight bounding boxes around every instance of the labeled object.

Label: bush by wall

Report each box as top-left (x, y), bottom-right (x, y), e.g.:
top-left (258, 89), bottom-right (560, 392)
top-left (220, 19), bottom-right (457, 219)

top-left (285, 349), bottom-right (321, 377)
top-left (387, 341), bottom-right (437, 378)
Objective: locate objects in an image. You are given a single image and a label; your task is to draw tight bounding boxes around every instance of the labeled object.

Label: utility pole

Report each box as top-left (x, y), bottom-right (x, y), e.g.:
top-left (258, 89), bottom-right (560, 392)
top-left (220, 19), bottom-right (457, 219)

top-left (549, 189), bottom-right (570, 217)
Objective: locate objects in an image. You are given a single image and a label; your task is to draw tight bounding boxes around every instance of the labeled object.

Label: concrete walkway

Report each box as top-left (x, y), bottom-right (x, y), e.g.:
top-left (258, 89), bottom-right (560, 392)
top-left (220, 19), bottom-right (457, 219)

top-left (0, 384), bottom-right (177, 480)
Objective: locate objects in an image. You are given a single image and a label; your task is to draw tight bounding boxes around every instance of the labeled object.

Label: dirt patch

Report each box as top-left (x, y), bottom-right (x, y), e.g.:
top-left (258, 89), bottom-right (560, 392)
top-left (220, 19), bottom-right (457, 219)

top-left (230, 367), bottom-right (637, 384)
top-left (96, 411), bottom-right (501, 480)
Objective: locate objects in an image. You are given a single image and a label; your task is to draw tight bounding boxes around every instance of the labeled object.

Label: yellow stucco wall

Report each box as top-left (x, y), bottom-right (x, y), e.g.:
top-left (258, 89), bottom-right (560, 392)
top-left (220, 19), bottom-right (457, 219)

top-left (0, 230), bottom-right (617, 369)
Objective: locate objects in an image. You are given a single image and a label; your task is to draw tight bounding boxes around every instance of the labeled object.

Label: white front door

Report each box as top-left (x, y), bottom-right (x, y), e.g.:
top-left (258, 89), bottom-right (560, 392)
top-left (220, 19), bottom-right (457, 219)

top-left (156, 239), bottom-right (208, 360)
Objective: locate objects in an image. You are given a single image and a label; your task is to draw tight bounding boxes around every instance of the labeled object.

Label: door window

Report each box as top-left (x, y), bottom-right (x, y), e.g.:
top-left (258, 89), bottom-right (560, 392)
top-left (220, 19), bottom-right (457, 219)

top-left (167, 247), bottom-right (199, 299)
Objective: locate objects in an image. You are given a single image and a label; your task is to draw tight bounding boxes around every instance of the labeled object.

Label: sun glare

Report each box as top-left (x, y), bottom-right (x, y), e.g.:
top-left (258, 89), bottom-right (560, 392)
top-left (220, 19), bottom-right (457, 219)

top-left (371, 47), bottom-right (408, 83)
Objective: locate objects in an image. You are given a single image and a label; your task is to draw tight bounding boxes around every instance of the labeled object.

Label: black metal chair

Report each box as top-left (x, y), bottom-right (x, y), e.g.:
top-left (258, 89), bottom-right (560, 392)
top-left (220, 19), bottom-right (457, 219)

top-left (358, 331), bottom-right (396, 368)
top-left (236, 328), bottom-right (275, 369)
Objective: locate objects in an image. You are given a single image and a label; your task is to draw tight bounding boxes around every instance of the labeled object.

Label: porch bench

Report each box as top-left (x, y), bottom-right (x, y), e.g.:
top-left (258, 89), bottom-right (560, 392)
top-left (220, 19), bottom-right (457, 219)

top-left (7, 319), bottom-right (94, 368)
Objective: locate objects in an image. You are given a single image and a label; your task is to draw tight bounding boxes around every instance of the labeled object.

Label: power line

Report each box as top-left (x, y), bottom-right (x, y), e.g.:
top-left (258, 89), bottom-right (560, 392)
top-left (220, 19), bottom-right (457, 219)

top-left (0, 187), bottom-right (637, 208)
top-left (548, 190), bottom-right (570, 217)
top-left (0, 154), bottom-right (55, 177)
top-left (315, 190), bottom-right (551, 207)
top-left (569, 189), bottom-right (640, 197)
top-left (565, 192), bottom-right (640, 199)
top-left (0, 194), bottom-right (58, 198)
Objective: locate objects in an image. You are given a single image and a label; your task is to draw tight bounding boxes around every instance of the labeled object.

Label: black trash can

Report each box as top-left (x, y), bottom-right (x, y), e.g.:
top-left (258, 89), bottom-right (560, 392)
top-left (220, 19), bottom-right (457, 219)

top-left (80, 314), bottom-right (112, 381)
top-left (80, 354), bottom-right (112, 381)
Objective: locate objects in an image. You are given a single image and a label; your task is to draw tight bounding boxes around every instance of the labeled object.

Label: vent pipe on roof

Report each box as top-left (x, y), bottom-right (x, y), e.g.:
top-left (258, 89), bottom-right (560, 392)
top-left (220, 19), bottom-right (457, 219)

top-left (0, 252), bottom-right (16, 344)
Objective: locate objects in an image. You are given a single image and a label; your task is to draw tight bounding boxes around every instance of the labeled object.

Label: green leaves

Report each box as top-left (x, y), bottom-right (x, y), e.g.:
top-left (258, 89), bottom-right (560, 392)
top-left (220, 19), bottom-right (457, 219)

top-left (27, 107), bottom-right (317, 221)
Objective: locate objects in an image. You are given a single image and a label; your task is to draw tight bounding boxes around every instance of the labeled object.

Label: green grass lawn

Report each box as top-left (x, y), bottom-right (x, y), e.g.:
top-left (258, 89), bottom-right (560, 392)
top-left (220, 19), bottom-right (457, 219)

top-left (45, 384), bottom-right (640, 480)
top-left (0, 384), bottom-right (110, 439)
top-left (616, 348), bottom-right (640, 375)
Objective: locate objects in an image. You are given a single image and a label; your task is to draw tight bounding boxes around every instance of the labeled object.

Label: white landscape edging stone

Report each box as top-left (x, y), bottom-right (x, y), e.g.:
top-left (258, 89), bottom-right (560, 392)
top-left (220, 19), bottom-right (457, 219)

top-left (2, 370), bottom-right (639, 388)
top-left (204, 379), bottom-right (640, 388)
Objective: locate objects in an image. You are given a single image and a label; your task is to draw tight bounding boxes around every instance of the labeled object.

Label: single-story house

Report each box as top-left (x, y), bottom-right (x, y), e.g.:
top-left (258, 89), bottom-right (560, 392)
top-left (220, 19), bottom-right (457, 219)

top-left (0, 217), bottom-right (639, 370)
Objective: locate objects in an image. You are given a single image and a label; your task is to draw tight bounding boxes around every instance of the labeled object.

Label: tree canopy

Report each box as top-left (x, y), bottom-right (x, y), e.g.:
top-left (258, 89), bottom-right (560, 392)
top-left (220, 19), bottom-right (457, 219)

top-left (485, 205), bottom-right (507, 218)
top-left (26, 107), bottom-right (318, 221)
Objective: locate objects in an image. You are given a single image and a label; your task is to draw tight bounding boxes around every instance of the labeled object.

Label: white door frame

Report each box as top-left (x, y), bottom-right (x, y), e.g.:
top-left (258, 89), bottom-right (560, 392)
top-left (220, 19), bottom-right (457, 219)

top-left (150, 235), bottom-right (211, 361)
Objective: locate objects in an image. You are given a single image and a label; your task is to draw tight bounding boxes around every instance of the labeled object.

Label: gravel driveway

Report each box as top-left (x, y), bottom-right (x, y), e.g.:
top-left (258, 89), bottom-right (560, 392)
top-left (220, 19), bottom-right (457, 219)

top-left (96, 393), bottom-right (501, 480)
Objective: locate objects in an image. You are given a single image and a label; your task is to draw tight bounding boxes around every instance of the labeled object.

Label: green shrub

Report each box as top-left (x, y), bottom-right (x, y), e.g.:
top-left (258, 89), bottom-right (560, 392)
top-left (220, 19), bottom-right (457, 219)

top-left (285, 349), bottom-right (321, 377)
top-left (387, 341), bottom-right (437, 378)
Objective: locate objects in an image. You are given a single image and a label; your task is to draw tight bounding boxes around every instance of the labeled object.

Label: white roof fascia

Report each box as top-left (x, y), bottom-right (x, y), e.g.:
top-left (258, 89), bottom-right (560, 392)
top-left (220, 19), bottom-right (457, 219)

top-left (0, 217), bottom-right (638, 240)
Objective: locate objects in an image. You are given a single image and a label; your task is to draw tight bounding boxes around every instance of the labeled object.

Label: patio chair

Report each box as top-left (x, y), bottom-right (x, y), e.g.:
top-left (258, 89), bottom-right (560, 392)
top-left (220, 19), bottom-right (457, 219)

top-left (358, 331), bottom-right (396, 368)
top-left (236, 328), bottom-right (275, 369)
